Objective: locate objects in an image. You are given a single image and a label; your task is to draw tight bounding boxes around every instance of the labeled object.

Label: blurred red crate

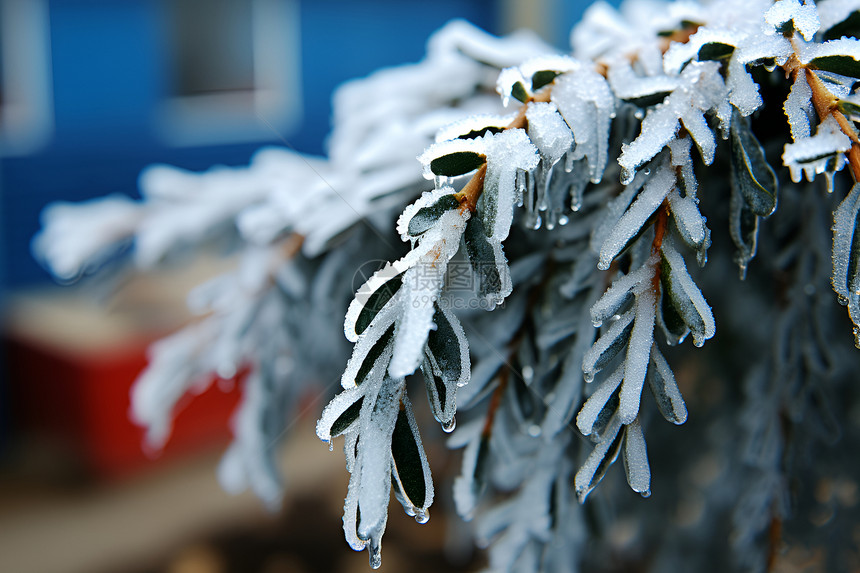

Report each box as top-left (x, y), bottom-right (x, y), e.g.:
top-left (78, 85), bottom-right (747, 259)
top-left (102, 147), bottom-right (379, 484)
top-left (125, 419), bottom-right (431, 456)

top-left (4, 266), bottom-right (241, 479)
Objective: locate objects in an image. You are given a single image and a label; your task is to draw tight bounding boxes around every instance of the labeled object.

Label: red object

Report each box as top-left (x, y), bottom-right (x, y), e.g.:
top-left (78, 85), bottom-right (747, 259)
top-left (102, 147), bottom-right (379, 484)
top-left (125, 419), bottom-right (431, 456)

top-left (6, 333), bottom-right (240, 479)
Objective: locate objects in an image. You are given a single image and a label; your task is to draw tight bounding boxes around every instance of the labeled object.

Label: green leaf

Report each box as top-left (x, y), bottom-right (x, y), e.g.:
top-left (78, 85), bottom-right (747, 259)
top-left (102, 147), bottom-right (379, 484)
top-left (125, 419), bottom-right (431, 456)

top-left (429, 151), bottom-right (486, 177)
top-left (591, 388), bottom-right (621, 439)
top-left (824, 11), bottom-right (860, 41)
top-left (464, 215), bottom-right (503, 298)
top-left (355, 324), bottom-right (395, 385)
top-left (838, 99), bottom-right (860, 122)
top-left (391, 404), bottom-right (427, 508)
top-left (730, 110), bottom-right (778, 217)
top-left (532, 70), bottom-right (561, 91)
top-left (408, 194), bottom-right (461, 236)
top-left (661, 254), bottom-right (707, 340)
top-left (330, 397), bottom-right (364, 437)
top-left (426, 304), bottom-right (464, 387)
top-left (622, 91), bottom-right (672, 108)
top-left (422, 358), bottom-right (449, 422)
top-left (594, 320), bottom-right (635, 371)
top-left (511, 81), bottom-right (529, 103)
top-left (660, 270), bottom-right (690, 345)
top-left (810, 55), bottom-right (860, 79)
top-left (729, 184), bottom-right (760, 279)
top-left (457, 126), bottom-right (505, 140)
top-left (355, 273), bottom-right (404, 336)
top-left (698, 42), bottom-right (734, 61)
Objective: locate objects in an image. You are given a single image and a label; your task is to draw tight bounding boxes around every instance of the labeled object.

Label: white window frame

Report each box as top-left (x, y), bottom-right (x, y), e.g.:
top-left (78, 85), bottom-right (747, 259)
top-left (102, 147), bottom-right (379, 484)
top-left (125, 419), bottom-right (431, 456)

top-left (0, 0), bottom-right (53, 156)
top-left (156, 0), bottom-right (302, 147)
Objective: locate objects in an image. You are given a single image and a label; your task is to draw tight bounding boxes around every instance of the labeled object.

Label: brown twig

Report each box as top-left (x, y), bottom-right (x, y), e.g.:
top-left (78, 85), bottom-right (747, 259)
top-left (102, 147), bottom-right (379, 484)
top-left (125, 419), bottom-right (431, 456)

top-left (790, 50), bottom-right (860, 182)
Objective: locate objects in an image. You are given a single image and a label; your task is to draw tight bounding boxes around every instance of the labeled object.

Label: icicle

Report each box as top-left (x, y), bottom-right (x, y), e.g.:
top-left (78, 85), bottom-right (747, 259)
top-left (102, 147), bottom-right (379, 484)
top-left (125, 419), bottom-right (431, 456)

top-left (564, 150), bottom-right (575, 173)
top-left (516, 169), bottom-right (526, 207)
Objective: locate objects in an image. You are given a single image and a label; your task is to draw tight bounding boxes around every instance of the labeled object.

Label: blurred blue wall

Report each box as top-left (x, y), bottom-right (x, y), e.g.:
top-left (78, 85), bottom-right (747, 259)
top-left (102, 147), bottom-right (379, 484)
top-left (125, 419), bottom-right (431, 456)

top-left (0, 0), bottom-right (498, 288)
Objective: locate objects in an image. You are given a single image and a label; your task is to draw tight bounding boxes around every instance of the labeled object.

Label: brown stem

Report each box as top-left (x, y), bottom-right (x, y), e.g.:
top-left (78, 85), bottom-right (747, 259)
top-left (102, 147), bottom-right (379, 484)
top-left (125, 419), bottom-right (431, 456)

top-left (651, 202), bottom-right (670, 296)
top-left (797, 62), bottom-right (860, 182)
top-left (482, 367), bottom-right (509, 438)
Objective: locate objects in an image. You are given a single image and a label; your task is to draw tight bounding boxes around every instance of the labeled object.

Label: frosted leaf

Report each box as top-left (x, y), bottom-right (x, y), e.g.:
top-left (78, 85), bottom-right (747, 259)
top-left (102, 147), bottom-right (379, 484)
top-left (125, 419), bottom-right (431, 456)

top-left (782, 116), bottom-right (851, 183)
top-left (575, 416), bottom-right (623, 502)
top-left (661, 240), bottom-right (716, 347)
top-left (427, 304), bottom-right (471, 387)
top-left (784, 70), bottom-right (813, 142)
top-left (356, 377), bottom-right (402, 544)
top-left (390, 394), bottom-right (435, 517)
top-left (818, 0), bottom-right (860, 31)
top-left (396, 186), bottom-right (461, 242)
top-left (519, 55), bottom-right (580, 82)
top-left (434, 113), bottom-right (515, 143)
top-left (618, 281), bottom-right (657, 425)
top-left (662, 27), bottom-right (744, 75)
top-left (553, 68), bottom-right (615, 183)
top-left (618, 61), bottom-right (724, 183)
top-left (33, 195), bottom-right (141, 281)
top-left (453, 434), bottom-right (490, 519)
top-left (341, 311), bottom-right (397, 389)
top-left (589, 172), bottom-right (646, 253)
top-left (736, 33), bottom-right (793, 67)
top-left (481, 128), bottom-right (540, 242)
top-left (799, 36), bottom-right (860, 66)
top-left (497, 66), bottom-right (529, 108)
top-left (389, 266), bottom-right (445, 378)
top-left (765, 0), bottom-right (820, 41)
top-left (389, 208), bottom-right (469, 379)
top-left (668, 189), bottom-right (706, 248)
top-left (607, 58), bottom-right (678, 104)
top-left (577, 365), bottom-right (624, 437)
top-left (728, 54), bottom-right (764, 118)
top-left (832, 182), bottom-right (860, 299)
top-left (590, 264), bottom-right (651, 327)
top-left (622, 417), bottom-right (651, 495)
top-left (668, 136), bottom-right (698, 200)
top-left (582, 309), bottom-right (635, 382)
top-left (317, 386), bottom-right (367, 442)
top-left (598, 159), bottom-right (675, 270)
top-left (418, 138), bottom-right (487, 181)
top-left (526, 102), bottom-right (574, 164)
top-left (130, 320), bottom-right (218, 448)
top-left (647, 345), bottom-right (688, 424)
top-left (427, 19), bottom-right (555, 70)
top-left (344, 262), bottom-right (403, 343)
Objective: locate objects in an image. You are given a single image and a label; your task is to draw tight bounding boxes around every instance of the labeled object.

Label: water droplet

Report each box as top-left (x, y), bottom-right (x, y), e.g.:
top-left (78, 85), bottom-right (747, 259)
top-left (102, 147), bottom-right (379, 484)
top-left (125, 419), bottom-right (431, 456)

top-left (558, 215), bottom-right (570, 225)
top-left (584, 372), bottom-right (595, 384)
top-left (634, 110), bottom-right (644, 120)
top-left (368, 537), bottom-right (382, 569)
top-left (442, 417), bottom-right (456, 433)
top-left (640, 489), bottom-right (652, 498)
top-left (527, 424), bottom-right (542, 437)
top-left (838, 294), bottom-right (849, 306)
top-left (642, 168), bottom-right (651, 176)
top-left (564, 152), bottom-right (575, 173)
top-left (620, 168), bottom-right (634, 186)
top-left (592, 319), bottom-right (603, 328)
top-left (415, 509), bottom-right (430, 524)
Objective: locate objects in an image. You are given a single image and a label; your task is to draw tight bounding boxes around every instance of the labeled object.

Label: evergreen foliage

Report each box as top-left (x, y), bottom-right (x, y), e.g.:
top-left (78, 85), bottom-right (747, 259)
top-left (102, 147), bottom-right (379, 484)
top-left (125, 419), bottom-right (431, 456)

top-left (34, 1), bottom-right (860, 571)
